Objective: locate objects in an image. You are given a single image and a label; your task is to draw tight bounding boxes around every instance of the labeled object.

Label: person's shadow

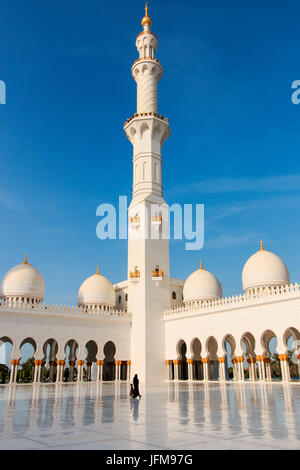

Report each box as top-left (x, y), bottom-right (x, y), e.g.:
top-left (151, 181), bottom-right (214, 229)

top-left (130, 397), bottom-right (140, 421)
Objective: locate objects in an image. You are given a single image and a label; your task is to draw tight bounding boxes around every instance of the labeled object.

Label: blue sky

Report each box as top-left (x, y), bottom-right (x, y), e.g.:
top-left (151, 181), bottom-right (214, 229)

top-left (1, 0), bottom-right (300, 305)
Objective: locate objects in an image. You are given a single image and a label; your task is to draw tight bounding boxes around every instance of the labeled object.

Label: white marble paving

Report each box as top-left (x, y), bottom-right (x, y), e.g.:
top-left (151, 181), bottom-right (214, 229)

top-left (0, 381), bottom-right (299, 449)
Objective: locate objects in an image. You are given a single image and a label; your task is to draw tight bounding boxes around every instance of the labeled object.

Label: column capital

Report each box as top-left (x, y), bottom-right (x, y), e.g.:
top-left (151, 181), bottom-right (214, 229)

top-left (77, 360), bottom-right (85, 366)
top-left (236, 356), bottom-right (244, 363)
top-left (247, 358), bottom-right (256, 364)
top-left (97, 360), bottom-right (104, 366)
top-left (218, 357), bottom-right (226, 364)
top-left (187, 359), bottom-right (194, 365)
top-left (10, 359), bottom-right (20, 365)
top-left (173, 360), bottom-right (179, 365)
top-left (278, 354), bottom-right (288, 362)
top-left (126, 360), bottom-right (131, 366)
top-left (165, 360), bottom-right (170, 365)
top-left (202, 358), bottom-right (209, 364)
top-left (256, 355), bottom-right (265, 362)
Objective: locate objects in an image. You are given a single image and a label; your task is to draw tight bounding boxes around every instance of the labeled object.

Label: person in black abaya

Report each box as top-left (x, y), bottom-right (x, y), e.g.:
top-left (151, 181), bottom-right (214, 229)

top-left (133, 374), bottom-right (141, 398)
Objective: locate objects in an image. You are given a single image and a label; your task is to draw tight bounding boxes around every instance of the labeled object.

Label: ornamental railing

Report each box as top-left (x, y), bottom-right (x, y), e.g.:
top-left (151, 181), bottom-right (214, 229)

top-left (163, 282), bottom-right (300, 319)
top-left (0, 299), bottom-right (131, 319)
top-left (124, 112), bottom-right (168, 127)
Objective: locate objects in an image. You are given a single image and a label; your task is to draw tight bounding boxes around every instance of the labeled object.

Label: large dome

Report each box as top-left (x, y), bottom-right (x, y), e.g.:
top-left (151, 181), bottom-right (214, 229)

top-left (183, 262), bottom-right (222, 303)
top-left (78, 266), bottom-right (115, 307)
top-left (242, 241), bottom-right (290, 293)
top-left (0, 254), bottom-right (45, 302)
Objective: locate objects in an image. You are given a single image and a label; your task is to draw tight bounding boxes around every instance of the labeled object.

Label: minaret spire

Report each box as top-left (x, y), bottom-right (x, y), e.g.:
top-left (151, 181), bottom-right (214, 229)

top-left (142, 2), bottom-right (152, 30)
top-left (124, 6), bottom-right (170, 202)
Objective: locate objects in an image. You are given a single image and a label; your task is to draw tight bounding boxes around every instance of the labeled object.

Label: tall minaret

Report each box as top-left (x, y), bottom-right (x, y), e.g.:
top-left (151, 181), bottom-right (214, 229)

top-left (124, 3), bottom-right (171, 383)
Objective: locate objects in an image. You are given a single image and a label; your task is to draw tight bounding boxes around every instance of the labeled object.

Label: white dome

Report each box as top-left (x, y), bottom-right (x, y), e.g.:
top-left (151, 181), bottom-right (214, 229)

top-left (78, 268), bottom-right (115, 307)
top-left (242, 243), bottom-right (290, 292)
top-left (0, 257), bottom-right (45, 302)
top-left (183, 263), bottom-right (222, 303)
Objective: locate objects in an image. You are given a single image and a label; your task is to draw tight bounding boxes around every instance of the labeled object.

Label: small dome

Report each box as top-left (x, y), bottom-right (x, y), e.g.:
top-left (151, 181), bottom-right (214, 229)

top-left (183, 261), bottom-right (222, 303)
top-left (78, 266), bottom-right (115, 307)
top-left (242, 241), bottom-right (290, 292)
top-left (0, 254), bottom-right (45, 302)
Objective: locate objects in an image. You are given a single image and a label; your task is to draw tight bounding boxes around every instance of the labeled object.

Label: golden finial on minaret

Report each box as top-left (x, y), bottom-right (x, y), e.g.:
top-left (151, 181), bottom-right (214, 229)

top-left (200, 260), bottom-right (203, 270)
top-left (260, 240), bottom-right (264, 251)
top-left (96, 265), bottom-right (100, 275)
top-left (142, 1), bottom-right (152, 27)
top-left (24, 253), bottom-right (28, 264)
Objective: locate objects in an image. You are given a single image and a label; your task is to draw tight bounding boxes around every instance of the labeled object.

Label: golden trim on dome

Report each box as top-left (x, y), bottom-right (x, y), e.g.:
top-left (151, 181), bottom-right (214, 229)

top-left (23, 253), bottom-right (28, 264)
top-left (260, 240), bottom-right (264, 251)
top-left (96, 265), bottom-right (100, 275)
top-left (200, 260), bottom-right (203, 270)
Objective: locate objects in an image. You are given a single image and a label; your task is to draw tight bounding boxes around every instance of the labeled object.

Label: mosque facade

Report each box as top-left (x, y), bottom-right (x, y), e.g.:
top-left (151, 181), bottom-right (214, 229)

top-left (0, 6), bottom-right (300, 385)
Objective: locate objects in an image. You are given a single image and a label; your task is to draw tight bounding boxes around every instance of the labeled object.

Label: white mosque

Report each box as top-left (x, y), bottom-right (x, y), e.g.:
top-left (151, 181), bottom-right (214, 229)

top-left (0, 5), bottom-right (300, 386)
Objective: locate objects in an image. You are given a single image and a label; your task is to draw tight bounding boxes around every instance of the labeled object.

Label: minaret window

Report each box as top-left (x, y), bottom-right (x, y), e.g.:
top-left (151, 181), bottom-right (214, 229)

top-left (172, 291), bottom-right (177, 300)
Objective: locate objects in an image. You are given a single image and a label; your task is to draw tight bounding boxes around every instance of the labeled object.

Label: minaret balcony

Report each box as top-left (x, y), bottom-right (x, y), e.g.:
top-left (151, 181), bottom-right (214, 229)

top-left (130, 270), bottom-right (141, 282)
top-left (152, 270), bottom-right (164, 281)
top-left (130, 216), bottom-right (140, 228)
top-left (151, 215), bottom-right (162, 226)
top-left (124, 112), bottom-right (168, 127)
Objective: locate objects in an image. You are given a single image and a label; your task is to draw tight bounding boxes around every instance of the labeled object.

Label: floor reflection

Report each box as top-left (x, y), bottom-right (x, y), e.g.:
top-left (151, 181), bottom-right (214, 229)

top-left (0, 382), bottom-right (299, 449)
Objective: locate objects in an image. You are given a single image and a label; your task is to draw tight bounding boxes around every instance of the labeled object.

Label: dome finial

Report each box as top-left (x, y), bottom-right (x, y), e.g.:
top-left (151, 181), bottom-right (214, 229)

top-left (96, 265), bottom-right (100, 275)
top-left (260, 240), bottom-right (264, 251)
top-left (24, 253), bottom-right (28, 264)
top-left (200, 260), bottom-right (203, 270)
top-left (142, 1), bottom-right (152, 28)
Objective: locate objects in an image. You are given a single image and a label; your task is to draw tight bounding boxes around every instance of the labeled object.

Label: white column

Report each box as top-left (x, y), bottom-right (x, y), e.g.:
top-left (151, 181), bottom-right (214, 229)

top-left (265, 359), bottom-right (272, 382)
top-left (257, 357), bottom-right (266, 381)
top-left (13, 361), bottom-right (19, 383)
top-left (127, 361), bottom-right (131, 381)
top-left (77, 361), bottom-right (84, 382)
top-left (173, 361), bottom-right (179, 381)
top-left (236, 357), bottom-right (245, 382)
top-left (187, 360), bottom-right (193, 381)
top-left (279, 355), bottom-right (290, 382)
top-left (232, 359), bottom-right (237, 381)
top-left (203, 360), bottom-right (209, 382)
top-left (115, 361), bottom-right (121, 382)
top-left (218, 359), bottom-right (226, 382)
top-left (9, 361), bottom-right (17, 384)
top-left (97, 361), bottom-right (103, 382)
top-left (33, 361), bottom-right (43, 383)
top-left (248, 359), bottom-right (257, 382)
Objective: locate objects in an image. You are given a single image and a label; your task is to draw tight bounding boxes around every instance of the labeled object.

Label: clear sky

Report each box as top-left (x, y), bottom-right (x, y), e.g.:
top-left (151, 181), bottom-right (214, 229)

top-left (1, 0), bottom-right (300, 305)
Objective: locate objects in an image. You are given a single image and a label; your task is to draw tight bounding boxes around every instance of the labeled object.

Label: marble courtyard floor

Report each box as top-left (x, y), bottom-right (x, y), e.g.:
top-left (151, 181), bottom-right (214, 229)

top-left (0, 381), bottom-right (299, 450)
